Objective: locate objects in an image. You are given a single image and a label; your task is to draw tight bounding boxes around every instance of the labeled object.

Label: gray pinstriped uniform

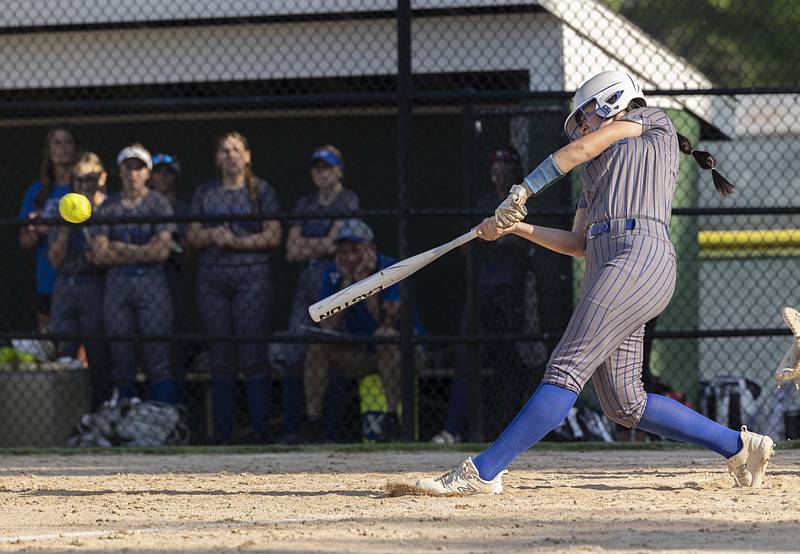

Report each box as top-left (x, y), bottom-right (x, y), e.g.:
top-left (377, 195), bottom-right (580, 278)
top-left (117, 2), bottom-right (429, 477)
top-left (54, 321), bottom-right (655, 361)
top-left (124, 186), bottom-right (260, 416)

top-left (542, 107), bottom-right (679, 427)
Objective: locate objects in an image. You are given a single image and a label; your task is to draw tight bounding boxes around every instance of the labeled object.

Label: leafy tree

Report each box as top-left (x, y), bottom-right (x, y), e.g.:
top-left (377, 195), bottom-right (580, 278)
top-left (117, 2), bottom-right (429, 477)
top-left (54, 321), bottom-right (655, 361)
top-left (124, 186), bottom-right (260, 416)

top-left (603, 0), bottom-right (800, 86)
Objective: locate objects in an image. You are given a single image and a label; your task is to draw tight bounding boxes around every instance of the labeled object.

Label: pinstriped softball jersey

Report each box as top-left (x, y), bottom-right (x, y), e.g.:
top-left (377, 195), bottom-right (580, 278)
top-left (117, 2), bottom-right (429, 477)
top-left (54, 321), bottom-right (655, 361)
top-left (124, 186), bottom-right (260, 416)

top-left (543, 107), bottom-right (679, 426)
top-left (577, 107), bottom-right (679, 226)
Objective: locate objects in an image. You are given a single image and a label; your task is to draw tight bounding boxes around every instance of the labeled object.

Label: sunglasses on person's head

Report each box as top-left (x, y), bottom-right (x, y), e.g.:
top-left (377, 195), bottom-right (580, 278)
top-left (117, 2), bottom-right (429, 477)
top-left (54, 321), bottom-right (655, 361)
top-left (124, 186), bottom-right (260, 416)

top-left (152, 154), bottom-right (175, 165)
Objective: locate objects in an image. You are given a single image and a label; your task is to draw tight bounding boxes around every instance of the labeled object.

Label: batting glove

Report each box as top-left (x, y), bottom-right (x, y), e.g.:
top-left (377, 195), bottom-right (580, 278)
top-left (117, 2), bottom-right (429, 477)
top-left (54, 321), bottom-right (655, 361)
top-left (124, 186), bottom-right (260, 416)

top-left (495, 184), bottom-right (530, 228)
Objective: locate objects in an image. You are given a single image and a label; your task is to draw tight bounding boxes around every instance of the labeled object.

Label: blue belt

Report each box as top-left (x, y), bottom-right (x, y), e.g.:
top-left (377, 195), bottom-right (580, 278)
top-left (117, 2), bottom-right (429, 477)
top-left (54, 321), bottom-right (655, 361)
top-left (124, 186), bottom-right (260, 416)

top-left (588, 218), bottom-right (636, 239)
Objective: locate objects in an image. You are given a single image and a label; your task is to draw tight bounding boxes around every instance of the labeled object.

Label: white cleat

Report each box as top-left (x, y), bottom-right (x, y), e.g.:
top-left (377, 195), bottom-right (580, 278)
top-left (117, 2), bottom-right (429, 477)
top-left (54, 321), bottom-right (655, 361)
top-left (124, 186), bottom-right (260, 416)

top-left (415, 457), bottom-right (505, 496)
top-left (777, 307), bottom-right (800, 389)
top-left (776, 367), bottom-right (800, 389)
top-left (782, 306), bottom-right (800, 338)
top-left (726, 426), bottom-right (775, 488)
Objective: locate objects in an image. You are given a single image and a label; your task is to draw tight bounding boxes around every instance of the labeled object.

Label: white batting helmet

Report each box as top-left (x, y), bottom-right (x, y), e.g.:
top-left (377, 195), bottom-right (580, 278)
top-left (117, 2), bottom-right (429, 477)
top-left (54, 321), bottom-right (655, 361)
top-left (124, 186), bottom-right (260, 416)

top-left (564, 71), bottom-right (645, 140)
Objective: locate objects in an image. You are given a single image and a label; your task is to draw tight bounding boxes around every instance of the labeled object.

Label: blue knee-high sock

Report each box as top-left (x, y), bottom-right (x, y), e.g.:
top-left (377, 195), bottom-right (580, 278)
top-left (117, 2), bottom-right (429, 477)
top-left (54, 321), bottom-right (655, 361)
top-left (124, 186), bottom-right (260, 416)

top-left (637, 393), bottom-right (742, 458)
top-left (211, 376), bottom-right (236, 443)
top-left (325, 376), bottom-right (350, 441)
top-left (116, 383), bottom-right (137, 400)
top-left (282, 375), bottom-right (304, 437)
top-left (474, 384), bottom-right (578, 481)
top-left (148, 379), bottom-right (181, 404)
top-left (245, 376), bottom-right (271, 439)
top-left (445, 379), bottom-right (467, 436)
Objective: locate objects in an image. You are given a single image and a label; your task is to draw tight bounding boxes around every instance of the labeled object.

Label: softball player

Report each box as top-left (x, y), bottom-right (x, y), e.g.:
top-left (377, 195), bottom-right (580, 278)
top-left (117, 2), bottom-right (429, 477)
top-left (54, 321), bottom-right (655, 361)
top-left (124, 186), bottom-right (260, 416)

top-left (417, 71), bottom-right (774, 495)
top-left (91, 144), bottom-right (178, 404)
top-left (283, 145), bottom-right (360, 441)
top-left (48, 152), bottom-right (110, 408)
top-left (186, 132), bottom-right (282, 443)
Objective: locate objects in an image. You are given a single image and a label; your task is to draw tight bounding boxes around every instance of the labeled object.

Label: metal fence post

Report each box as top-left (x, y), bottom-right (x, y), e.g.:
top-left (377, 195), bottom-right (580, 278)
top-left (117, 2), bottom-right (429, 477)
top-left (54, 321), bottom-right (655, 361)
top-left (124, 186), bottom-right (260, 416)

top-left (397, 0), bottom-right (415, 441)
top-left (462, 100), bottom-right (483, 442)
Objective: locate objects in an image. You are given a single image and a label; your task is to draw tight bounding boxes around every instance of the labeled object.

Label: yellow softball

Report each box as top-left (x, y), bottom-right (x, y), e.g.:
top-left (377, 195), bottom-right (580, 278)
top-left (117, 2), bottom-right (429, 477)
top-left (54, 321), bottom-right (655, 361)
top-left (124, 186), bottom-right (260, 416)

top-left (58, 192), bottom-right (93, 224)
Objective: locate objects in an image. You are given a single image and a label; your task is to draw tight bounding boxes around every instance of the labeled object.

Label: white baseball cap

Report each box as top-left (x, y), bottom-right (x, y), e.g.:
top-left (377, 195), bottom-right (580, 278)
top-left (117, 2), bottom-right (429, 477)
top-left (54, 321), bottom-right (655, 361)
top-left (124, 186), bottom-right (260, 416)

top-left (116, 145), bottom-right (153, 170)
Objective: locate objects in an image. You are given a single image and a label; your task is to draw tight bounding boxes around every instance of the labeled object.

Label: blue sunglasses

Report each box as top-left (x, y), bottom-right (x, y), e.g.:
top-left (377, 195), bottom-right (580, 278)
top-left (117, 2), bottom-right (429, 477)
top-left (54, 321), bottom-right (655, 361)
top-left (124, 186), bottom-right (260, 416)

top-left (152, 154), bottom-right (175, 165)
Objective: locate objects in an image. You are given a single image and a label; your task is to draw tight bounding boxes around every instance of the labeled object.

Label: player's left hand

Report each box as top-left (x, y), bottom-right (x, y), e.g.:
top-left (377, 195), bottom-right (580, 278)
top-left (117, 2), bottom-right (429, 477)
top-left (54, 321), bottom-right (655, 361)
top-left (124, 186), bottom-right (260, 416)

top-left (495, 184), bottom-right (530, 228)
top-left (475, 216), bottom-right (516, 241)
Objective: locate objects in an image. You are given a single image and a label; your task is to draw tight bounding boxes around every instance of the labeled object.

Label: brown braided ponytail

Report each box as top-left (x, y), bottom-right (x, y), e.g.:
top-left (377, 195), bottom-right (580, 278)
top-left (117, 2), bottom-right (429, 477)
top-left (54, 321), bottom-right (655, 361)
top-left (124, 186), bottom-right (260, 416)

top-left (676, 133), bottom-right (734, 197)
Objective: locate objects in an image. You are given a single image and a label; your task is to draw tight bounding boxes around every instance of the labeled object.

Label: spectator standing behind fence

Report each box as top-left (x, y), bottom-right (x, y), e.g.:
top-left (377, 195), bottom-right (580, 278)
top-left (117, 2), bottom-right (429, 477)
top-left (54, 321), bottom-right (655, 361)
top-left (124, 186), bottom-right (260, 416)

top-left (282, 145), bottom-right (360, 441)
top-left (186, 132), bottom-right (282, 444)
top-left (150, 153), bottom-right (195, 373)
top-left (19, 126), bottom-right (80, 332)
top-left (47, 152), bottom-right (111, 409)
top-left (90, 144), bottom-right (179, 404)
top-left (303, 219), bottom-right (423, 443)
top-left (430, 147), bottom-right (547, 444)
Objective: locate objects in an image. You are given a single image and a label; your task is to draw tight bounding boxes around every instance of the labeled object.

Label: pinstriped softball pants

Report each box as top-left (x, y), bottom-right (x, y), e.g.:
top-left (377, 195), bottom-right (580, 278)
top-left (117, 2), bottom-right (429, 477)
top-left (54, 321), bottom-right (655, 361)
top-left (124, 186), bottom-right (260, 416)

top-left (542, 218), bottom-right (676, 427)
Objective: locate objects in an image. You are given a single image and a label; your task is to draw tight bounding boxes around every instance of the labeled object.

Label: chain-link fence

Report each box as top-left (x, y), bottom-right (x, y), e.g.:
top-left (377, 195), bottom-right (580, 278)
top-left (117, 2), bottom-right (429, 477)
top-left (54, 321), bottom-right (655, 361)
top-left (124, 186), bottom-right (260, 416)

top-left (0, 0), bottom-right (797, 447)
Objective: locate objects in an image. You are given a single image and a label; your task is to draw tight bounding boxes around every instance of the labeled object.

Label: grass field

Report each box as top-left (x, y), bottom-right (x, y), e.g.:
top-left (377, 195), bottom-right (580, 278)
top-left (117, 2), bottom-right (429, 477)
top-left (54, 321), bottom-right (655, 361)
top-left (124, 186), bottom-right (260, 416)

top-left (0, 443), bottom-right (798, 553)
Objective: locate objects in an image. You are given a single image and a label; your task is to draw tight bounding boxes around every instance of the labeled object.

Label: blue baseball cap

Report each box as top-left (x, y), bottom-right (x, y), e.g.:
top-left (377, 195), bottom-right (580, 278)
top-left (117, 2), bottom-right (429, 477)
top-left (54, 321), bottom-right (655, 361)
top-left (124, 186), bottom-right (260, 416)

top-left (334, 219), bottom-right (374, 244)
top-left (310, 147), bottom-right (343, 168)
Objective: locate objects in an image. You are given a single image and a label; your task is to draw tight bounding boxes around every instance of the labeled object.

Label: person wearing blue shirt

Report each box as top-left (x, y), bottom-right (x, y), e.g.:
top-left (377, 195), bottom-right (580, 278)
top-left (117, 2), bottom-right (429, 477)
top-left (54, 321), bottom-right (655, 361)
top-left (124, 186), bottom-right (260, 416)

top-left (19, 126), bottom-right (80, 332)
top-left (303, 219), bottom-right (418, 443)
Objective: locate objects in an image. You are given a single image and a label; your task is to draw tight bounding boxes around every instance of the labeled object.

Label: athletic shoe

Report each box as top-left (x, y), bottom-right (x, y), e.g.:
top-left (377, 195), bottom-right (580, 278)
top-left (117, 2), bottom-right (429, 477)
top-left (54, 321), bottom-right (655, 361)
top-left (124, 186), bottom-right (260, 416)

top-left (430, 430), bottom-right (461, 445)
top-left (415, 457), bottom-right (505, 496)
top-left (726, 426), bottom-right (775, 488)
top-left (783, 306), bottom-right (800, 340)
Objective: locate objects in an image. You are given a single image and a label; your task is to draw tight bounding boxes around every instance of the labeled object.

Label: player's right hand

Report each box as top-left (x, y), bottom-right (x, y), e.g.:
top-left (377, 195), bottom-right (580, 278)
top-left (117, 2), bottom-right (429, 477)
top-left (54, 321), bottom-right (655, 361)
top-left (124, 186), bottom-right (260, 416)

top-left (475, 216), bottom-right (516, 241)
top-left (495, 184), bottom-right (529, 228)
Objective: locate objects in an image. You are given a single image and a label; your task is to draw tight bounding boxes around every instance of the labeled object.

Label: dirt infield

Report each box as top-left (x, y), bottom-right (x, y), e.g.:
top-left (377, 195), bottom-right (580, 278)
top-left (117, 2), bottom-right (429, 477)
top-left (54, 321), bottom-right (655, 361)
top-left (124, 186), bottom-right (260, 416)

top-left (0, 447), bottom-right (798, 553)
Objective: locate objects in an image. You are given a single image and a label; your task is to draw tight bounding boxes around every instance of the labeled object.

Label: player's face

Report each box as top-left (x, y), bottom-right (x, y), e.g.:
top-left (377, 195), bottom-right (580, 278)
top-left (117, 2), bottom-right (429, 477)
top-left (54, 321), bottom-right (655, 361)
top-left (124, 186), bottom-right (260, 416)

top-left (216, 137), bottom-right (251, 177)
top-left (72, 162), bottom-right (104, 198)
top-left (119, 159), bottom-right (151, 192)
top-left (336, 241), bottom-right (372, 272)
top-left (151, 166), bottom-right (178, 195)
top-left (574, 102), bottom-right (606, 139)
top-left (311, 161), bottom-right (342, 189)
top-left (49, 130), bottom-right (77, 166)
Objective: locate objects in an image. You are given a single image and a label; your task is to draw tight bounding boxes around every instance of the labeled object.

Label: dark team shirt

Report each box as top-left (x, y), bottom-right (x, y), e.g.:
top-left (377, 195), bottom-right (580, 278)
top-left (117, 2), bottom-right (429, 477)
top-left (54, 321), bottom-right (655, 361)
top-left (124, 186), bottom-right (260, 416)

top-left (48, 224), bottom-right (96, 275)
top-left (290, 188), bottom-right (360, 239)
top-left (190, 178), bottom-right (281, 266)
top-left (91, 191), bottom-right (176, 253)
